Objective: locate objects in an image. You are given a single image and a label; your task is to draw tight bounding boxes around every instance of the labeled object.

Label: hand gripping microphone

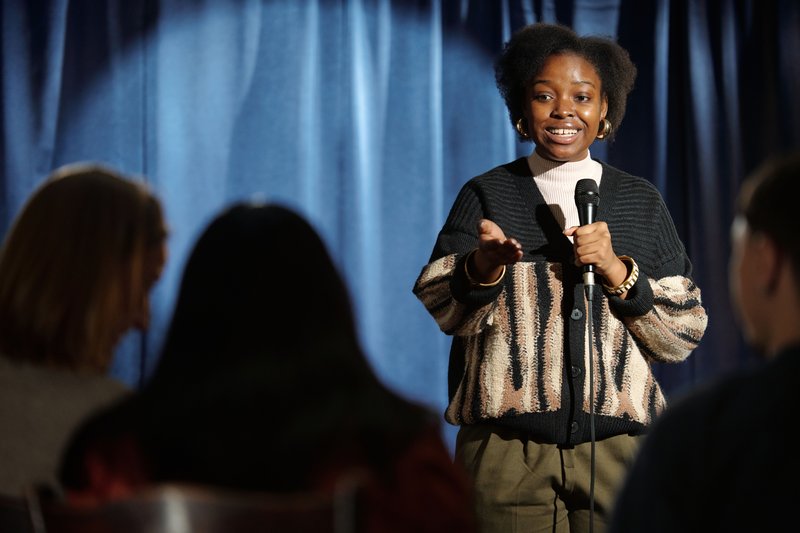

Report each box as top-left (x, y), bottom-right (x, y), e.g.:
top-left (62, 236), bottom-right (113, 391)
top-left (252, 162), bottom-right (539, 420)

top-left (574, 178), bottom-right (600, 287)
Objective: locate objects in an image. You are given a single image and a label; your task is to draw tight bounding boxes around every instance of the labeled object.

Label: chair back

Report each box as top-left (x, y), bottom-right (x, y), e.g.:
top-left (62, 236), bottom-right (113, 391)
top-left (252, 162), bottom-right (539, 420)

top-left (0, 491), bottom-right (38, 533)
top-left (8, 481), bottom-right (362, 533)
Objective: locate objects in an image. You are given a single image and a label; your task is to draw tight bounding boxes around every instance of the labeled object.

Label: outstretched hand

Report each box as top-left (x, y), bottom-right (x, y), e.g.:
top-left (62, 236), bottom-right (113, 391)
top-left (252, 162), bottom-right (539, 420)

top-left (469, 219), bottom-right (523, 283)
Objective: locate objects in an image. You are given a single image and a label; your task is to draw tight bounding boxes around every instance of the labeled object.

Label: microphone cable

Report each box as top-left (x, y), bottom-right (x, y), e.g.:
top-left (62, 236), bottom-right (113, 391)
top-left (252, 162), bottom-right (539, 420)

top-left (574, 178), bottom-right (600, 532)
top-left (585, 281), bottom-right (596, 533)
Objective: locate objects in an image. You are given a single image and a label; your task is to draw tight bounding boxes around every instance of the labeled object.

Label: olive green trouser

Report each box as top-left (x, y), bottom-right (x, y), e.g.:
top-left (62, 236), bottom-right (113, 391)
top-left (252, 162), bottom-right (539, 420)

top-left (456, 424), bottom-right (643, 533)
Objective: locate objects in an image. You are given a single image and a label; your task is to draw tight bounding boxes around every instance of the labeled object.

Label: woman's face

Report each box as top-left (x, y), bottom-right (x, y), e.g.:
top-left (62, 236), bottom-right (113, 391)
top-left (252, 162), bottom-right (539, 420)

top-left (524, 53), bottom-right (608, 163)
top-left (729, 216), bottom-right (767, 352)
top-left (131, 239), bottom-right (168, 331)
top-left (111, 237), bottom-right (168, 348)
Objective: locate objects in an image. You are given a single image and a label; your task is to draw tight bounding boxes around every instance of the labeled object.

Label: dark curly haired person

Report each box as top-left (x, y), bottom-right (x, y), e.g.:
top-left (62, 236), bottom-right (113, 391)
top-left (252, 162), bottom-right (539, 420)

top-left (609, 152), bottom-right (800, 533)
top-left (413, 22), bottom-right (708, 533)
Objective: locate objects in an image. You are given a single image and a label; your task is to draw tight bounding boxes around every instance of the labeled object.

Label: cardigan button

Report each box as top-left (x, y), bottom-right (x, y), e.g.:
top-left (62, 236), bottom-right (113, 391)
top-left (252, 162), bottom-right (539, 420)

top-left (570, 309), bottom-right (583, 320)
top-left (570, 421), bottom-right (579, 434)
top-left (571, 365), bottom-right (582, 378)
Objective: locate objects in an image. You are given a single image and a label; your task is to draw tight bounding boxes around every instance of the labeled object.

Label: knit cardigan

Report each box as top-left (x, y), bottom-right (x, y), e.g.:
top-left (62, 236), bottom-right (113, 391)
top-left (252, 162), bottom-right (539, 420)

top-left (413, 158), bottom-right (708, 445)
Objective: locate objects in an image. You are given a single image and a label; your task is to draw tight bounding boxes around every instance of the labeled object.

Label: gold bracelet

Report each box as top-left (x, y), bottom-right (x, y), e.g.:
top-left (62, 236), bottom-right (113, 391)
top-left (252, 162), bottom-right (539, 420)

top-left (602, 255), bottom-right (639, 296)
top-left (464, 249), bottom-right (506, 288)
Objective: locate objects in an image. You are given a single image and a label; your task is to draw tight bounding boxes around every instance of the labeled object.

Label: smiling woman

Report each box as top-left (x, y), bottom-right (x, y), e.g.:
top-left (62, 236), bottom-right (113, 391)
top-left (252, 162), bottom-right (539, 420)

top-left (412, 22), bottom-right (708, 533)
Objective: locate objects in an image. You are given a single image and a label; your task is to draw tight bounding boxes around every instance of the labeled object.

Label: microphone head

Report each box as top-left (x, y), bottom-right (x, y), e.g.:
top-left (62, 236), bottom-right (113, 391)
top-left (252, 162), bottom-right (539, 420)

top-left (575, 178), bottom-right (600, 207)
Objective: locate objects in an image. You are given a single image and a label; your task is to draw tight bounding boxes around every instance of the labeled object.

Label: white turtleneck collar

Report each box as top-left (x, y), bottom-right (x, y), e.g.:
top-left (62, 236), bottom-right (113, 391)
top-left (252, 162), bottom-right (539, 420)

top-left (526, 150), bottom-right (602, 233)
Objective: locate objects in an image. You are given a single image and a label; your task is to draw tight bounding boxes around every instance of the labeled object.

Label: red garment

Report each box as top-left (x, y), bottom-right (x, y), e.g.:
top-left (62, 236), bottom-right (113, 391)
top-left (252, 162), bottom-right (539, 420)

top-left (315, 427), bottom-right (477, 533)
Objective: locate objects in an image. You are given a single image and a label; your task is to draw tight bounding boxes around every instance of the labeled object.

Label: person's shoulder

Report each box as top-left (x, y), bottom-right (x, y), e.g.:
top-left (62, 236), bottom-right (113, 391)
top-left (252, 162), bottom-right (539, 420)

top-left (597, 160), bottom-right (661, 195)
top-left (733, 346), bottom-right (800, 404)
top-left (653, 357), bottom-right (784, 437)
top-left (663, 373), bottom-right (742, 421)
top-left (0, 356), bottom-right (129, 406)
top-left (768, 343), bottom-right (800, 374)
top-left (469, 158), bottom-right (530, 184)
top-left (596, 159), bottom-right (640, 180)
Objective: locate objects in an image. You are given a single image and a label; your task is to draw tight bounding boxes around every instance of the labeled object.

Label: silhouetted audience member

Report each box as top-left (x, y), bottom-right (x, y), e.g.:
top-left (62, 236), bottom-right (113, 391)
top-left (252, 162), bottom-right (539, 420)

top-left (0, 163), bottom-right (167, 497)
top-left (608, 151), bottom-right (800, 532)
top-left (60, 202), bottom-right (477, 532)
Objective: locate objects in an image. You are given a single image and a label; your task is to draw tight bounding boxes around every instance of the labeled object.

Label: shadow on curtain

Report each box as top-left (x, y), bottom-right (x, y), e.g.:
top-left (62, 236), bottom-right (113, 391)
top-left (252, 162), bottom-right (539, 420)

top-left (1, 0), bottom-right (798, 450)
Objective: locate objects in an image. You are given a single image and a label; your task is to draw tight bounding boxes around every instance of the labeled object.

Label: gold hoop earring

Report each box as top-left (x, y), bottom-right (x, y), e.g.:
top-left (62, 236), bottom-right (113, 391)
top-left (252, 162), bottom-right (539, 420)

top-left (515, 118), bottom-right (529, 139)
top-left (596, 118), bottom-right (612, 140)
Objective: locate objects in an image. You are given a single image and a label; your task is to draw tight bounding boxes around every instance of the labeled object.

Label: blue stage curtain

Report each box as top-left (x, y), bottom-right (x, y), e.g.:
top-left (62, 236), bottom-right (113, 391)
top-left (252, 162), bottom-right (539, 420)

top-left (1, 0), bottom-right (798, 450)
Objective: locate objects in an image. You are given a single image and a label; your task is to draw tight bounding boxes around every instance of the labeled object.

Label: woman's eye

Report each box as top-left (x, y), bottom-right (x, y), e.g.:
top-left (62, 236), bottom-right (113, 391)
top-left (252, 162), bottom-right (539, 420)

top-left (575, 95), bottom-right (590, 103)
top-left (534, 94), bottom-right (552, 102)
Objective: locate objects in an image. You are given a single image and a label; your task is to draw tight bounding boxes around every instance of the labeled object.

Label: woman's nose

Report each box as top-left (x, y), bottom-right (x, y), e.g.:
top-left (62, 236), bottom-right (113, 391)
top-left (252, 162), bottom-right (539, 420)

top-left (553, 104), bottom-right (574, 117)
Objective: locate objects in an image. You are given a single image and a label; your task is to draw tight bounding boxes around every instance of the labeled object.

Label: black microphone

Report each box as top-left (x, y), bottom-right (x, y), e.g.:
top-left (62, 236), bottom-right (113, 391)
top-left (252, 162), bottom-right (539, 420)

top-left (575, 179), bottom-right (600, 287)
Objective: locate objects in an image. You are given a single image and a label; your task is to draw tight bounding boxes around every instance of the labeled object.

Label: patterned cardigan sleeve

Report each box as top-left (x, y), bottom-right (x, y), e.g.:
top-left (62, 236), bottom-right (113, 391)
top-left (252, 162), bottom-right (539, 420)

top-left (604, 182), bottom-right (708, 364)
top-left (413, 183), bottom-right (504, 337)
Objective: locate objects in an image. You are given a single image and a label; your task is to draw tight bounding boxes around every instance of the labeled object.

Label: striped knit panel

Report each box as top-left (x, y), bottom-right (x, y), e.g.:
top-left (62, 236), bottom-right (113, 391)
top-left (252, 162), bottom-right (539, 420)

top-left (433, 260), bottom-right (567, 425)
top-left (413, 255), bottom-right (671, 428)
top-left (593, 164), bottom-right (709, 363)
top-left (414, 255), bottom-right (489, 336)
top-left (588, 286), bottom-right (666, 424)
top-left (622, 276), bottom-right (707, 363)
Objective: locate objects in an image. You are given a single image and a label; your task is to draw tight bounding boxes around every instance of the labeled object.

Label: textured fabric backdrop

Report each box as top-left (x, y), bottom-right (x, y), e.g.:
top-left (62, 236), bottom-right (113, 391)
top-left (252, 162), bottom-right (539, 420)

top-left (1, 0), bottom-right (798, 449)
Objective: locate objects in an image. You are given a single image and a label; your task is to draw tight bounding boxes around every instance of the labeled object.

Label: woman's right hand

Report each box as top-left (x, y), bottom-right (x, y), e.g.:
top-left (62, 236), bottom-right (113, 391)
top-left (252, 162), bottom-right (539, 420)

top-left (469, 219), bottom-right (523, 283)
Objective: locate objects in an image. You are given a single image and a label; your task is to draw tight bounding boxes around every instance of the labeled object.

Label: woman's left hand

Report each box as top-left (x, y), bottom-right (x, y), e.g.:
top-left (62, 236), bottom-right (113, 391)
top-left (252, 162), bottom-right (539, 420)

top-left (563, 222), bottom-right (628, 288)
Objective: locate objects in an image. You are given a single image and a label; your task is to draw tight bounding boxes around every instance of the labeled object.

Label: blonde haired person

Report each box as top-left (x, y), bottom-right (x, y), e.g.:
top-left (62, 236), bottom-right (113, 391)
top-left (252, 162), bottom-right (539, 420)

top-left (0, 163), bottom-right (168, 497)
